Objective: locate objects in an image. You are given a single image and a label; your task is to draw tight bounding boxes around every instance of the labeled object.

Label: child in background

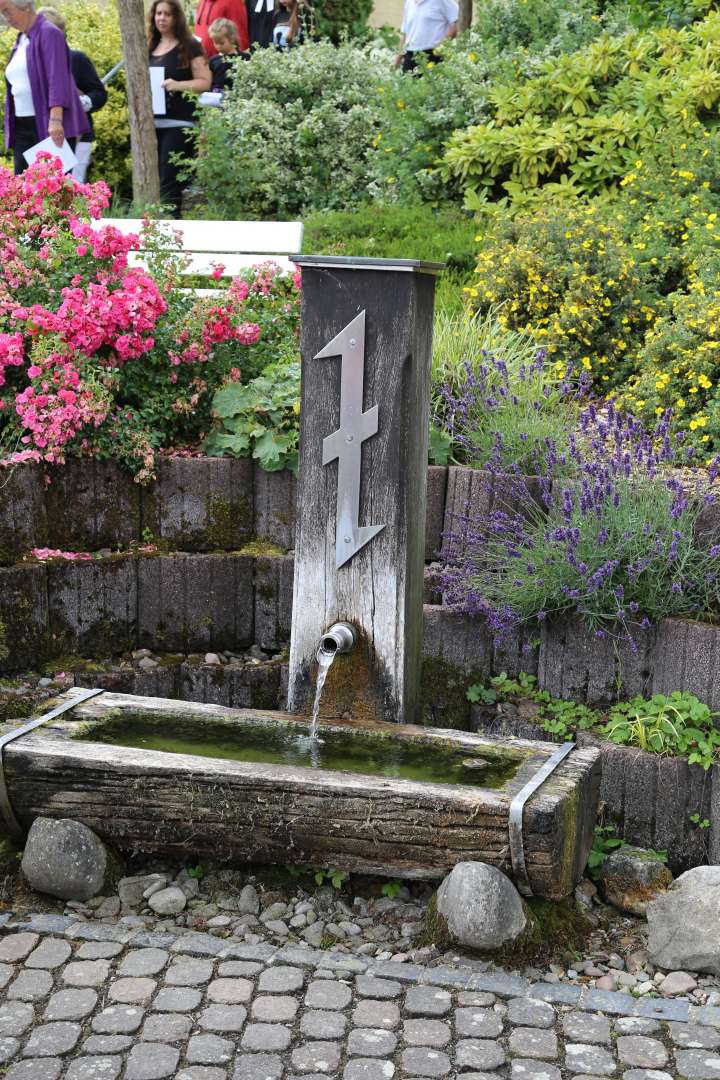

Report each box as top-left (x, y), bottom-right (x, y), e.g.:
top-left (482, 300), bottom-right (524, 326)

top-left (208, 17), bottom-right (240, 91)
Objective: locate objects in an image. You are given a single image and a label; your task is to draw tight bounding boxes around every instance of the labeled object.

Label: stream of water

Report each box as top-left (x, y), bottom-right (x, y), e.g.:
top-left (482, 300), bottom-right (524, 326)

top-left (309, 648), bottom-right (335, 744)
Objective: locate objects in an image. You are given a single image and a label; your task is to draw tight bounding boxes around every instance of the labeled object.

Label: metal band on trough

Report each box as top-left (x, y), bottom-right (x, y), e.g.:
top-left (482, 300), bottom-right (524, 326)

top-left (508, 741), bottom-right (576, 897)
top-left (0, 687), bottom-right (105, 838)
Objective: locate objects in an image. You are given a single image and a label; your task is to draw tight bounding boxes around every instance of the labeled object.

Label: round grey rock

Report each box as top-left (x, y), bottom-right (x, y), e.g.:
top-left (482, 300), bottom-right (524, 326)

top-left (21, 818), bottom-right (112, 902)
top-left (435, 862), bottom-right (526, 950)
top-left (647, 866), bottom-right (720, 974)
top-left (601, 847), bottom-right (673, 916)
top-left (148, 886), bottom-right (187, 916)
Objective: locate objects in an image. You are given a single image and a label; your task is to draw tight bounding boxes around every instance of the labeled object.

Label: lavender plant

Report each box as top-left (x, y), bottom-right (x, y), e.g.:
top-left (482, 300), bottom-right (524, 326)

top-left (443, 401), bottom-right (720, 641)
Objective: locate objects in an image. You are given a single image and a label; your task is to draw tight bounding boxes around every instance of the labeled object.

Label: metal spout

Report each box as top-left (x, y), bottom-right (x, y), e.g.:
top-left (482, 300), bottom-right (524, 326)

top-left (317, 622), bottom-right (356, 660)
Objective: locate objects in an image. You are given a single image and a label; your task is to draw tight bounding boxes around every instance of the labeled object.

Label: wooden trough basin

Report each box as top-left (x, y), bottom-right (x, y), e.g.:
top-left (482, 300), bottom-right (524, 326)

top-left (0, 689), bottom-right (601, 900)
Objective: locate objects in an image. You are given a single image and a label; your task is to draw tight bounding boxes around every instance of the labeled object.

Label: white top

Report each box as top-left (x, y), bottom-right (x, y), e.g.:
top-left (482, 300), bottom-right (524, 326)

top-left (6, 35), bottom-right (34, 117)
top-left (401, 0), bottom-right (458, 51)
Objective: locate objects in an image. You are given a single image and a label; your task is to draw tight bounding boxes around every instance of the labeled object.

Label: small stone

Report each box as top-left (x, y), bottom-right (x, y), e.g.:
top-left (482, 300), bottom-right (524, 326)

top-left (674, 1050), bottom-right (720, 1079)
top-left (149, 887), bottom-right (187, 916)
top-left (206, 977), bottom-right (253, 1003)
top-left (508, 998), bottom-right (556, 1028)
top-left (62, 960), bottom-right (110, 987)
top-left (76, 942), bottom-right (123, 960)
top-left (142, 1013), bottom-right (192, 1041)
top-left (563, 1012), bottom-right (611, 1044)
top-left (401, 1048), bottom-right (451, 1077)
top-left (508, 1027), bottom-right (558, 1060)
top-left (177, 1069), bottom-right (227, 1080)
top-left (455, 1008), bottom-right (503, 1038)
top-left (118, 875), bottom-right (165, 907)
top-left (615, 1018), bottom-right (661, 1035)
top-left (232, 1052), bottom-right (283, 1080)
top-left (119, 948), bottom-right (169, 977)
top-left (22, 819), bottom-right (115, 902)
top-left (348, 1028), bottom-right (398, 1056)
top-left (404, 986), bottom-right (451, 1017)
top-left (7, 968), bottom-right (53, 1001)
top-left (596, 974), bottom-right (617, 991)
top-left (435, 862), bottom-right (526, 950)
top-left (82, 1035), bottom-right (134, 1055)
top-left (237, 886), bottom-right (261, 916)
top-left (343, 1061), bottom-right (395, 1080)
top-left (455, 1040), bottom-right (507, 1070)
top-left (291, 1041), bottom-right (341, 1073)
top-left (660, 971), bottom-right (698, 995)
top-left (241, 1023), bottom-right (292, 1051)
top-left (669, 1023), bottom-right (720, 1049)
top-left (152, 987), bottom-right (203, 1012)
top-left (65, 1058), bottom-right (122, 1080)
top-left (300, 1010), bottom-right (347, 1039)
top-left (305, 980), bottom-right (352, 1010)
top-left (108, 977), bottom-right (156, 1004)
top-left (617, 1036), bottom-right (669, 1068)
top-left (95, 897), bottom-right (122, 918)
top-left (92, 1006), bottom-right (145, 1035)
top-left (402, 1019), bottom-right (450, 1047)
top-left (601, 847), bottom-right (673, 917)
top-left (0, 934), bottom-right (39, 963)
top-left (356, 975), bottom-right (401, 999)
top-left (138, 657), bottom-right (158, 670)
top-left (621, 1072), bottom-right (673, 1080)
top-left (0, 1001), bottom-right (35, 1037)
top-left (187, 1034), bottom-right (234, 1065)
top-left (165, 958), bottom-right (214, 985)
top-left (510, 1061), bottom-right (561, 1080)
top-left (0, 1038), bottom-right (19, 1064)
top-left (252, 995), bottom-right (298, 1022)
top-left (23, 1021), bottom-right (81, 1057)
top-left (353, 999), bottom-right (400, 1030)
top-left (256, 966), bottom-right (303, 994)
top-left (45, 989), bottom-right (98, 1021)
top-left (204, 653), bottom-right (222, 665)
top-left (198, 1005), bottom-right (247, 1033)
top-left (25, 938), bottom-right (72, 969)
top-left (5, 1062), bottom-right (63, 1080)
top-left (125, 1042), bottom-right (180, 1080)
top-left (564, 1043), bottom-right (617, 1076)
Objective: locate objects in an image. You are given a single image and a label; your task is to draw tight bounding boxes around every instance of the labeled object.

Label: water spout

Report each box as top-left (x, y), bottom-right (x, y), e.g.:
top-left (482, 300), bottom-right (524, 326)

top-left (308, 623), bottom-right (356, 745)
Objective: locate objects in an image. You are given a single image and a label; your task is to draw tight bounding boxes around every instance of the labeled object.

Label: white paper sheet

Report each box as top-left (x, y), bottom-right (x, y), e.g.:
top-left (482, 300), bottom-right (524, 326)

top-left (23, 137), bottom-right (77, 172)
top-left (150, 66), bottom-right (166, 115)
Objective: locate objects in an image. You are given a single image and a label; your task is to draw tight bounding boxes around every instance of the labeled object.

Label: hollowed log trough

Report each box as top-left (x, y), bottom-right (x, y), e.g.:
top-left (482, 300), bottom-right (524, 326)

top-left (1, 690), bottom-right (601, 899)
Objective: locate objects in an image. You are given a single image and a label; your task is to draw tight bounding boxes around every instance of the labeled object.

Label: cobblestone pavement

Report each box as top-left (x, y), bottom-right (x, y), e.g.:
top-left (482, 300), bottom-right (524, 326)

top-left (0, 915), bottom-right (718, 1079)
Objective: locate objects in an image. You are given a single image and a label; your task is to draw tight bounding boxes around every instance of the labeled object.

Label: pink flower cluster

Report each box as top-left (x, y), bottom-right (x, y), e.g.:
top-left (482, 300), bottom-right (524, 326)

top-left (15, 360), bottom-right (107, 459)
top-left (31, 547), bottom-right (92, 561)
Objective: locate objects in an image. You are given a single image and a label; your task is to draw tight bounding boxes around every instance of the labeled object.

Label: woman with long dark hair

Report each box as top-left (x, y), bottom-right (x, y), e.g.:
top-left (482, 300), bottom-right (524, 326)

top-left (148, 0), bottom-right (210, 217)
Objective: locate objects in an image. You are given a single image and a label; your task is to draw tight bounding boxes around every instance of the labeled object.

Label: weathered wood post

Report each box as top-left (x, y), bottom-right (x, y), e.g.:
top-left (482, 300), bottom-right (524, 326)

top-left (288, 256), bottom-right (442, 725)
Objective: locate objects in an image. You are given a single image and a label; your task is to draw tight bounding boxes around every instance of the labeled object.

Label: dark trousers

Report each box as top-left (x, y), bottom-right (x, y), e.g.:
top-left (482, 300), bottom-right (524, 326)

top-left (156, 125), bottom-right (195, 219)
top-left (402, 48), bottom-right (440, 73)
top-left (13, 116), bottom-right (77, 175)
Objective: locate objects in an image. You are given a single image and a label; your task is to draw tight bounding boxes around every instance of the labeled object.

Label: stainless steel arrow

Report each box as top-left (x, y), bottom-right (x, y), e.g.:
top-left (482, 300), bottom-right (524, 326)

top-left (315, 310), bottom-right (385, 569)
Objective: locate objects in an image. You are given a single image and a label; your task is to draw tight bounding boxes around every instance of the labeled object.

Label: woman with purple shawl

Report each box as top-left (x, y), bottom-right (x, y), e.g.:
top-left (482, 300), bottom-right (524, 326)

top-left (0, 0), bottom-right (89, 174)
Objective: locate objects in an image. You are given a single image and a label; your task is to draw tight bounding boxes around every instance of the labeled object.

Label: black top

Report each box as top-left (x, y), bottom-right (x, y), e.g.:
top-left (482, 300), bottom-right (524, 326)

top-left (209, 52), bottom-right (236, 90)
top-left (246, 0), bottom-right (276, 48)
top-left (149, 40), bottom-right (204, 122)
top-left (70, 49), bottom-right (107, 139)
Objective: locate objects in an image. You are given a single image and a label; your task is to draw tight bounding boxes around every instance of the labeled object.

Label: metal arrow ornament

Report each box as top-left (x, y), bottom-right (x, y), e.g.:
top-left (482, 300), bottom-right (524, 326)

top-left (315, 310), bottom-right (385, 569)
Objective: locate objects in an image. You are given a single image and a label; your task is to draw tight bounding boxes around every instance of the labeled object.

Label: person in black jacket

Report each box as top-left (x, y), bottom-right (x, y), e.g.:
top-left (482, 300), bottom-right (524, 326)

top-left (37, 7), bottom-right (107, 182)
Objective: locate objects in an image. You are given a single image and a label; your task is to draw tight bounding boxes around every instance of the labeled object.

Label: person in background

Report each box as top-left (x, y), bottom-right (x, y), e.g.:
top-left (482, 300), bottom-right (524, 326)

top-left (247, 0), bottom-right (276, 50)
top-left (37, 7), bottom-right (107, 183)
top-left (208, 17), bottom-right (240, 90)
top-left (149, 0), bottom-right (211, 217)
top-left (272, 0), bottom-right (312, 49)
top-left (394, 0), bottom-right (458, 73)
top-left (195, 0), bottom-right (248, 57)
top-left (0, 0), bottom-right (89, 174)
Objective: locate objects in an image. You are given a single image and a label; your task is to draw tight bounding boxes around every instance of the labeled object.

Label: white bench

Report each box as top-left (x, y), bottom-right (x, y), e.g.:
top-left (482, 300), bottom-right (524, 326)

top-left (95, 218), bottom-right (304, 279)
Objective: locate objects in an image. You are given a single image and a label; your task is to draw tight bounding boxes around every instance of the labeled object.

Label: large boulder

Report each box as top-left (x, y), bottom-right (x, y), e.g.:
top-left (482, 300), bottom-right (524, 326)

top-left (601, 846), bottom-right (673, 917)
top-left (433, 861), bottom-right (527, 951)
top-left (21, 818), bottom-right (118, 902)
top-left (647, 866), bottom-right (720, 974)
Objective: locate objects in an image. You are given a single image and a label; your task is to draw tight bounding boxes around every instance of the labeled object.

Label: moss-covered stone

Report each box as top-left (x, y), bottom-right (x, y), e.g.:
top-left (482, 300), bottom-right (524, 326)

top-left (420, 656), bottom-right (485, 731)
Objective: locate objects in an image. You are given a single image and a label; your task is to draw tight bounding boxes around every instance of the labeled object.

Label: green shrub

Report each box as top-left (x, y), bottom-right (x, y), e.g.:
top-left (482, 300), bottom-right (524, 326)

top-left (314, 0), bottom-right (373, 40)
top-left (441, 13), bottom-right (720, 205)
top-left (191, 42), bottom-right (388, 218)
top-left (0, 0), bottom-right (131, 198)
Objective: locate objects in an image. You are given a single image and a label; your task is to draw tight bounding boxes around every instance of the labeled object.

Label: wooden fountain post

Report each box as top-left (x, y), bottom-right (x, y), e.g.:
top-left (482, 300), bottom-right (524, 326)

top-left (287, 256), bottom-right (441, 725)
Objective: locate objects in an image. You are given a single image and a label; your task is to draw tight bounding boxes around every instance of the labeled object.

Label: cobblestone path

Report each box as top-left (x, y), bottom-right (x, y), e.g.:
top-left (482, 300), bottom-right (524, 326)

top-left (0, 914), bottom-right (718, 1079)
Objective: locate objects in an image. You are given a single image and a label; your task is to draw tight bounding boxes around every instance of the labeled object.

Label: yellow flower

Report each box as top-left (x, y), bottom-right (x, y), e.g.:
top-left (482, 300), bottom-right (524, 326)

top-left (676, 398), bottom-right (686, 408)
top-left (396, 100), bottom-right (406, 110)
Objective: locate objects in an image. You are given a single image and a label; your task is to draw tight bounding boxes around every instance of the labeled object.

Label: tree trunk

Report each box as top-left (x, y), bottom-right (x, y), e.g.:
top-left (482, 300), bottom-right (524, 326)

top-left (115, 0), bottom-right (160, 207)
top-left (458, 0), bottom-right (472, 33)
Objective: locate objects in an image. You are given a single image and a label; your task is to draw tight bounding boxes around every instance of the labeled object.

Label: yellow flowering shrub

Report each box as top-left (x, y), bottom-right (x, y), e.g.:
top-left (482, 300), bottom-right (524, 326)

top-left (471, 202), bottom-right (655, 383)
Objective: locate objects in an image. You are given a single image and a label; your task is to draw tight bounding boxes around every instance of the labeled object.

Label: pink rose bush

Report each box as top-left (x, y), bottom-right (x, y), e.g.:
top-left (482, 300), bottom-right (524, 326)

top-left (0, 157), bottom-right (300, 481)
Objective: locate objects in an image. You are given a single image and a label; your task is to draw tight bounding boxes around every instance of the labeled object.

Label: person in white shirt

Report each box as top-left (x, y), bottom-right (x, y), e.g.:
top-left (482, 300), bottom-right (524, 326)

top-left (394, 0), bottom-right (458, 72)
